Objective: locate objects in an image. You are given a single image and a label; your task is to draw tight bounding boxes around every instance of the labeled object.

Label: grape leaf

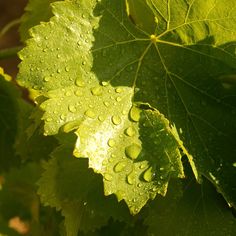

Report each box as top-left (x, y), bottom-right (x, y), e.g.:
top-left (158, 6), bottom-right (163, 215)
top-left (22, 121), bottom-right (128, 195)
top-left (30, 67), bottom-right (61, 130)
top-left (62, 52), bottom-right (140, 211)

top-left (90, 0), bottom-right (236, 208)
top-left (145, 175), bottom-right (236, 236)
top-left (38, 139), bottom-right (132, 234)
top-left (19, 0), bottom-right (60, 42)
top-left (18, 0), bottom-right (185, 214)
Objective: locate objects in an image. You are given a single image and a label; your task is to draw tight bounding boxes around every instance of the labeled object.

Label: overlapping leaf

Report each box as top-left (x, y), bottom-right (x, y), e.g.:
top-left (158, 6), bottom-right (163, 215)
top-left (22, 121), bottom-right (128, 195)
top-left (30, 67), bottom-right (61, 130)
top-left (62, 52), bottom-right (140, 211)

top-left (18, 0), bottom-right (185, 214)
top-left (91, 0), bottom-right (236, 208)
top-left (145, 176), bottom-right (236, 236)
top-left (38, 140), bottom-right (132, 234)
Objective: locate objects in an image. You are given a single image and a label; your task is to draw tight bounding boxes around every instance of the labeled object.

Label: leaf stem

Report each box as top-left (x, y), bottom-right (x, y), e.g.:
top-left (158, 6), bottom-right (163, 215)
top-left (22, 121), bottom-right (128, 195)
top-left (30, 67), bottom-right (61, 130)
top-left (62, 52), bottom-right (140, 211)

top-left (0, 18), bottom-right (21, 38)
top-left (0, 46), bottom-right (23, 60)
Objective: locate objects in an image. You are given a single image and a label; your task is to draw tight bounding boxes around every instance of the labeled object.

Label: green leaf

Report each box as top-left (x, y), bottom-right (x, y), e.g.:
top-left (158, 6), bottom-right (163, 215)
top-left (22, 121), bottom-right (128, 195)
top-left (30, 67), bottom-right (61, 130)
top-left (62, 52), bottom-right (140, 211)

top-left (0, 68), bottom-right (20, 172)
top-left (145, 176), bottom-right (236, 236)
top-left (38, 140), bottom-right (131, 234)
top-left (89, 0), bottom-right (236, 208)
top-left (19, 0), bottom-right (60, 42)
top-left (18, 0), bottom-right (185, 214)
top-left (17, 0), bottom-right (236, 213)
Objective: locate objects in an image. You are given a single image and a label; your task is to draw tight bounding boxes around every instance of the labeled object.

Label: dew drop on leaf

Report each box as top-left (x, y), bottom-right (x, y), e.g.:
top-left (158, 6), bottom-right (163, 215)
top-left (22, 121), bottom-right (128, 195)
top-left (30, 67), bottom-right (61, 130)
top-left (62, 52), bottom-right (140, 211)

top-left (114, 161), bottom-right (126, 172)
top-left (74, 89), bottom-right (82, 97)
top-left (108, 138), bottom-right (116, 147)
top-left (65, 91), bottom-right (72, 96)
top-left (116, 97), bottom-right (122, 102)
top-left (124, 126), bottom-right (136, 137)
top-left (115, 87), bottom-right (123, 93)
top-left (91, 86), bottom-right (103, 96)
top-left (44, 76), bottom-right (50, 82)
top-left (101, 81), bottom-right (109, 86)
top-left (98, 115), bottom-right (105, 122)
top-left (75, 78), bottom-right (85, 87)
top-left (127, 170), bottom-right (135, 185)
top-left (130, 105), bottom-right (141, 122)
top-left (103, 101), bottom-right (109, 107)
top-left (62, 120), bottom-right (81, 133)
top-left (85, 109), bottom-right (96, 118)
top-left (68, 105), bottom-right (76, 113)
top-left (125, 143), bottom-right (141, 160)
top-left (143, 167), bottom-right (155, 182)
top-left (104, 173), bottom-right (113, 181)
top-left (111, 115), bottom-right (121, 125)
top-left (46, 117), bottom-right (52, 122)
top-left (60, 114), bottom-right (66, 121)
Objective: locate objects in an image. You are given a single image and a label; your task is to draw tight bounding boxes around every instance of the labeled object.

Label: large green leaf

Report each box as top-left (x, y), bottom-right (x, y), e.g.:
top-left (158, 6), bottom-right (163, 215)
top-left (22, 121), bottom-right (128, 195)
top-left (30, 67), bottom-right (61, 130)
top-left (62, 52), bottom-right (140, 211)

top-left (18, 0), bottom-right (185, 214)
top-left (17, 0), bottom-right (236, 212)
top-left (90, 0), bottom-right (236, 209)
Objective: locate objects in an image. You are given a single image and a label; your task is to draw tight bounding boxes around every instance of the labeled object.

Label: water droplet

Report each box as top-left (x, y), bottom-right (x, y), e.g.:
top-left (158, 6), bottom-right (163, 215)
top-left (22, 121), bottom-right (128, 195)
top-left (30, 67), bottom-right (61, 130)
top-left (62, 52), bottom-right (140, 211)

top-left (137, 183), bottom-right (142, 188)
top-left (46, 117), bottom-right (52, 122)
top-left (130, 105), bottom-right (141, 122)
top-left (65, 66), bottom-right (70, 72)
top-left (62, 120), bottom-right (81, 133)
top-left (82, 61), bottom-right (86, 65)
top-left (125, 144), bottom-right (141, 160)
top-left (65, 91), bottom-right (72, 96)
top-left (103, 101), bottom-right (109, 107)
top-left (111, 115), bottom-right (121, 125)
top-left (68, 105), bottom-right (76, 113)
top-left (152, 187), bottom-right (158, 192)
top-left (116, 97), bottom-right (122, 102)
top-left (101, 81), bottom-right (109, 86)
top-left (124, 126), bottom-right (136, 137)
top-left (114, 161), bottom-right (126, 172)
top-left (104, 173), bottom-right (113, 181)
top-left (74, 90), bottom-right (82, 96)
top-left (115, 87), bottom-right (123, 93)
top-left (43, 76), bottom-right (50, 82)
top-left (60, 114), bottom-right (66, 121)
top-left (127, 171), bottom-right (135, 185)
top-left (98, 115), bottom-right (105, 122)
top-left (139, 163), bottom-right (146, 169)
top-left (75, 78), bottom-right (85, 87)
top-left (91, 86), bottom-right (102, 96)
top-left (85, 109), bottom-right (96, 118)
top-left (108, 138), bottom-right (115, 147)
top-left (57, 69), bottom-right (62, 74)
top-left (143, 167), bottom-right (155, 182)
